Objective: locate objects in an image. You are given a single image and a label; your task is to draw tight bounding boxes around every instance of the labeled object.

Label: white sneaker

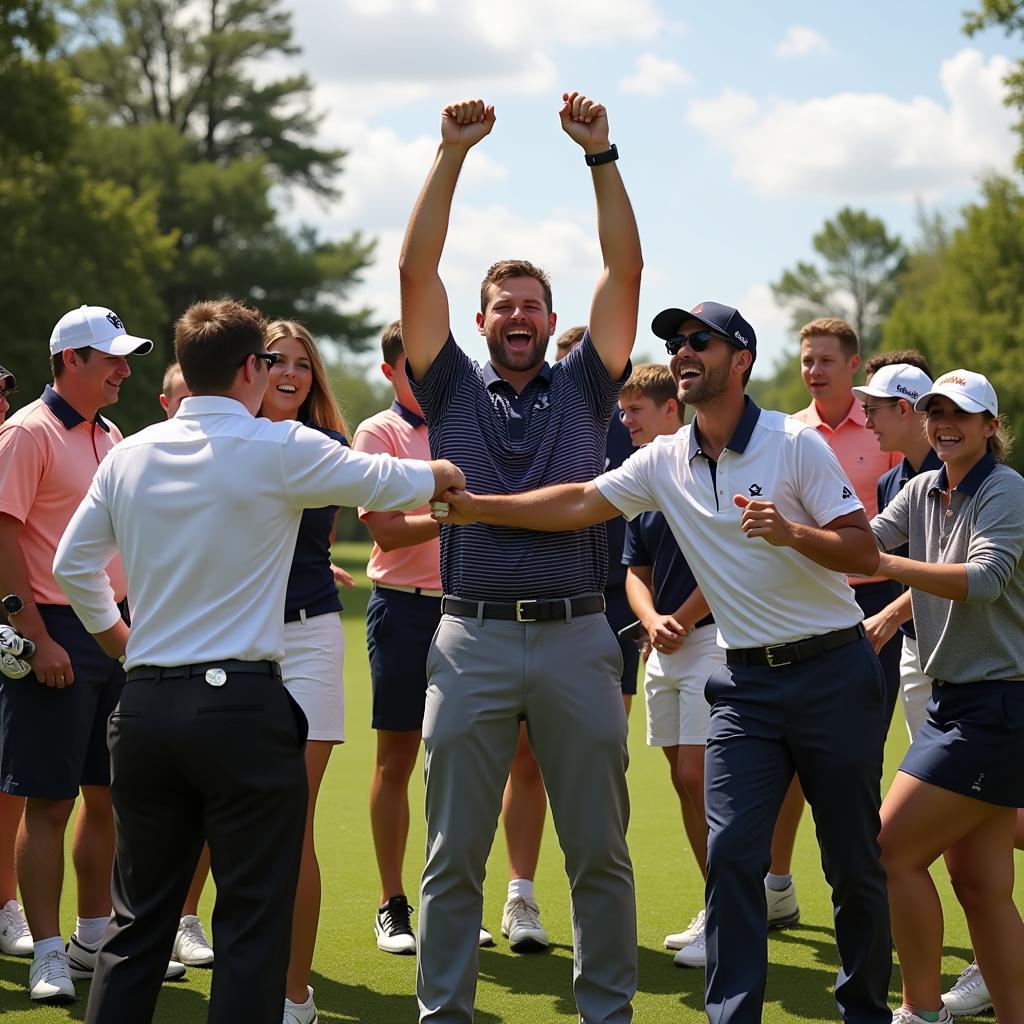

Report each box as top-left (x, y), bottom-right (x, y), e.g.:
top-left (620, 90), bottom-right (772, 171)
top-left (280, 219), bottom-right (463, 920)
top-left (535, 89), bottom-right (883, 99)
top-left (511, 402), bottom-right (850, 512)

top-left (28, 948), bottom-right (75, 1003)
top-left (664, 908), bottom-right (705, 951)
top-left (765, 880), bottom-right (800, 928)
top-left (0, 900), bottom-right (33, 956)
top-left (66, 933), bottom-right (186, 981)
top-left (892, 1007), bottom-right (952, 1024)
top-left (672, 916), bottom-right (706, 968)
top-left (479, 926), bottom-right (494, 947)
top-left (501, 896), bottom-right (549, 953)
top-left (941, 962), bottom-right (992, 1016)
top-left (173, 915), bottom-right (214, 967)
top-left (375, 896), bottom-right (416, 955)
top-left (283, 984), bottom-right (319, 1024)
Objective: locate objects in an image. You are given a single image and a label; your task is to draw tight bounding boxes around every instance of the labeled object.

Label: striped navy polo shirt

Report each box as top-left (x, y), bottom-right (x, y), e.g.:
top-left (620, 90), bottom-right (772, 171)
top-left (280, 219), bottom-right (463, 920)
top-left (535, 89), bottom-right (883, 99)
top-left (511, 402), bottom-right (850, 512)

top-left (409, 332), bottom-right (628, 601)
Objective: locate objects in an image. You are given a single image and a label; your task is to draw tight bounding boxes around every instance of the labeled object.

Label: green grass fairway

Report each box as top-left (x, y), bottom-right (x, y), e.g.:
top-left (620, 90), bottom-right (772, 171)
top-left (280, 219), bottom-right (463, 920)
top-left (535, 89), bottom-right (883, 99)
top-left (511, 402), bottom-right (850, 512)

top-left (1, 541), bottom-right (1020, 1021)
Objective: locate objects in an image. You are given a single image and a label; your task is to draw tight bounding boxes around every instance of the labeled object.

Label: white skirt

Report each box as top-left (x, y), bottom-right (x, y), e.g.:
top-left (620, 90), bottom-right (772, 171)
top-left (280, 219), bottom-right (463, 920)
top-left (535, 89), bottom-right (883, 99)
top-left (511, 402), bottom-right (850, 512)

top-left (281, 611), bottom-right (345, 743)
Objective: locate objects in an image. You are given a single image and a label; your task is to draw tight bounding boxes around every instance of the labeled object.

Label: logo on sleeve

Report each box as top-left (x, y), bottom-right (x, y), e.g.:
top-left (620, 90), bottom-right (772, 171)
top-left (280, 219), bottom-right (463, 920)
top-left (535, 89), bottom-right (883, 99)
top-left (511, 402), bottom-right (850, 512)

top-left (748, 484), bottom-right (763, 497)
top-left (842, 485), bottom-right (853, 500)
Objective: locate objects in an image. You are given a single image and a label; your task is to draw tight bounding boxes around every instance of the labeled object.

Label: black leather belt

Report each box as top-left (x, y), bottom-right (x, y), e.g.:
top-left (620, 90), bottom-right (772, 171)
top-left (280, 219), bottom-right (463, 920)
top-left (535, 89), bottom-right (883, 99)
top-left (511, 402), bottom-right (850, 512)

top-left (126, 660), bottom-right (282, 682)
top-left (725, 624), bottom-right (865, 669)
top-left (441, 595), bottom-right (605, 623)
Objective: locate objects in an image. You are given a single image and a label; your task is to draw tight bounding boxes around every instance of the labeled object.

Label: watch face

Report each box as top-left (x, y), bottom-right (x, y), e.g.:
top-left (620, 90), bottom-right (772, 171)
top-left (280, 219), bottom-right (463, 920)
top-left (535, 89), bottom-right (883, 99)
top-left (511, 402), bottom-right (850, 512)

top-left (2, 595), bottom-right (24, 615)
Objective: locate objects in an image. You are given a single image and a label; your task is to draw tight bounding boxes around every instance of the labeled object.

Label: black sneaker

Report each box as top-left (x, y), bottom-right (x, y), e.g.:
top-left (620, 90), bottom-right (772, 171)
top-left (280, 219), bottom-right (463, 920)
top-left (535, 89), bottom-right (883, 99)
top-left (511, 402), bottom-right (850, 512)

top-left (375, 896), bottom-right (416, 955)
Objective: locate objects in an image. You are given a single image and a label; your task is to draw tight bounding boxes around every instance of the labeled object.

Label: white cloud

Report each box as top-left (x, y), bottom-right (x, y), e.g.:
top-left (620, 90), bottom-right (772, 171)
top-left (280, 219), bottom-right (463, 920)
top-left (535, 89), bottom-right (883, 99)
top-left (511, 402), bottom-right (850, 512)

top-left (774, 26), bottom-right (830, 59)
top-left (619, 54), bottom-right (691, 96)
top-left (686, 49), bottom-right (1016, 199)
top-left (287, 0), bottom-right (663, 95)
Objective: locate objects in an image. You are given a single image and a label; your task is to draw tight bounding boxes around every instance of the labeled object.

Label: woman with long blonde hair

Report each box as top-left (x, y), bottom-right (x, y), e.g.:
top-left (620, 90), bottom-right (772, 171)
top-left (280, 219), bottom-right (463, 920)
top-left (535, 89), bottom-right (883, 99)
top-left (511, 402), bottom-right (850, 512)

top-left (261, 320), bottom-right (352, 1024)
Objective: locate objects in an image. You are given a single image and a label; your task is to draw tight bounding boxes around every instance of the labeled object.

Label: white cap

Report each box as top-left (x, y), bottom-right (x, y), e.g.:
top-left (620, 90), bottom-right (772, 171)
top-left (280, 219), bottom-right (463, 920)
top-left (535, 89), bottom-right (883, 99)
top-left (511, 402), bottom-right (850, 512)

top-left (852, 363), bottom-right (933, 405)
top-left (49, 305), bottom-right (153, 357)
top-left (913, 369), bottom-right (998, 417)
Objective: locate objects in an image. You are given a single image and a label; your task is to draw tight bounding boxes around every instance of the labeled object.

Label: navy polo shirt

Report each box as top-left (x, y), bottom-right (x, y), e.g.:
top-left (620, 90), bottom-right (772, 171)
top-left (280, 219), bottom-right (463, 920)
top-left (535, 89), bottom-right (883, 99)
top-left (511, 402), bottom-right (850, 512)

top-left (604, 414), bottom-right (634, 591)
top-left (409, 332), bottom-right (628, 601)
top-left (622, 512), bottom-right (714, 627)
top-left (876, 448), bottom-right (942, 639)
top-left (283, 425), bottom-right (347, 622)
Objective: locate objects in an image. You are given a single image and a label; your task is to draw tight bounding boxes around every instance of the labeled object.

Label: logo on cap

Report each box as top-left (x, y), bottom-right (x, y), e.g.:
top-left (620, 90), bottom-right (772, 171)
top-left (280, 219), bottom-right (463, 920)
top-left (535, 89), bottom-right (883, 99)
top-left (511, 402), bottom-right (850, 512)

top-left (939, 375), bottom-right (968, 387)
top-left (691, 304), bottom-right (705, 315)
top-left (734, 330), bottom-right (749, 347)
top-left (896, 384), bottom-right (919, 399)
top-left (105, 312), bottom-right (124, 331)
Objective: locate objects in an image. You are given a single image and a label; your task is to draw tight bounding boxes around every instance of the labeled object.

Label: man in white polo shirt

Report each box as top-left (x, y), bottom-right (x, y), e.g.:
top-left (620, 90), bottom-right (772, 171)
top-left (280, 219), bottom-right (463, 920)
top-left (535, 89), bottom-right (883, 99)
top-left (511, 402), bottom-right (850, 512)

top-left (52, 298), bottom-right (463, 1024)
top-left (437, 301), bottom-right (892, 1024)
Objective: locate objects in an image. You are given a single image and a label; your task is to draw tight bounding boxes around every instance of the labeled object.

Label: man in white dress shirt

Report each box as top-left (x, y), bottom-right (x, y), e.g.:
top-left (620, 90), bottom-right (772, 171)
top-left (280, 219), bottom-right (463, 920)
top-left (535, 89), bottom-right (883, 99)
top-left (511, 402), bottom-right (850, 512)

top-left (53, 299), bottom-right (464, 1024)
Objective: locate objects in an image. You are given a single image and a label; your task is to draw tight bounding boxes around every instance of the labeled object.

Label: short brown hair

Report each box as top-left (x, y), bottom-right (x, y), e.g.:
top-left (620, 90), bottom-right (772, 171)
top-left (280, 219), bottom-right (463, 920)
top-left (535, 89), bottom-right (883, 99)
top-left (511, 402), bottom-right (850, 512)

top-left (381, 321), bottom-right (404, 368)
top-left (51, 347), bottom-right (91, 380)
top-left (161, 361), bottom-right (184, 395)
top-left (864, 348), bottom-right (932, 379)
top-left (174, 299), bottom-right (267, 393)
top-left (480, 259), bottom-right (553, 315)
top-left (620, 364), bottom-right (679, 411)
top-left (555, 325), bottom-right (586, 357)
top-left (799, 317), bottom-right (859, 358)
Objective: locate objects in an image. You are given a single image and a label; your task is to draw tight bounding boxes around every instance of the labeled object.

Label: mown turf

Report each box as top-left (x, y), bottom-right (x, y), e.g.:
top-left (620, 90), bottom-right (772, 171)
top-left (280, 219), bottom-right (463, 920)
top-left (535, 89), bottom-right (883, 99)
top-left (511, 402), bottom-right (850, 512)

top-left (1, 541), bottom-right (1020, 1021)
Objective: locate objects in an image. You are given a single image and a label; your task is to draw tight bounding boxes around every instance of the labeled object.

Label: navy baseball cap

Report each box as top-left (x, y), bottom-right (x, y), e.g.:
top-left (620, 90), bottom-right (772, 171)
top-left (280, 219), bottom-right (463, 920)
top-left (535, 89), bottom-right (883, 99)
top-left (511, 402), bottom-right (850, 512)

top-left (652, 301), bottom-right (757, 357)
top-left (0, 365), bottom-right (14, 390)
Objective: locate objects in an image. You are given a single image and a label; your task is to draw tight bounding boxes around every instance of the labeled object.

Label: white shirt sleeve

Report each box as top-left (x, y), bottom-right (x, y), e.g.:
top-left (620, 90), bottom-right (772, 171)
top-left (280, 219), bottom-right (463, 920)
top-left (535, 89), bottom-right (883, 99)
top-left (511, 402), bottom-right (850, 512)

top-left (282, 423), bottom-right (436, 512)
top-left (792, 427), bottom-right (864, 526)
top-left (52, 464), bottom-right (123, 635)
top-left (594, 443), bottom-right (659, 520)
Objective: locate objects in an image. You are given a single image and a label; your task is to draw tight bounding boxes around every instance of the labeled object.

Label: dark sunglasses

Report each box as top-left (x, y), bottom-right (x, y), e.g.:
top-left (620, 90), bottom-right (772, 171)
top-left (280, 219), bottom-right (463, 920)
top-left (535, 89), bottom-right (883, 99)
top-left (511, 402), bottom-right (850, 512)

top-left (665, 330), bottom-right (727, 356)
top-left (240, 351), bottom-right (282, 369)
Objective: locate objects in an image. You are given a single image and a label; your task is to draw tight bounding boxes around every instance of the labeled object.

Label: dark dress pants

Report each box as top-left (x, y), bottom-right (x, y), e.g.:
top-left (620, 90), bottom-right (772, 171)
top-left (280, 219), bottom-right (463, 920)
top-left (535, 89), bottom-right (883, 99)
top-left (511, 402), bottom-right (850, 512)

top-left (85, 669), bottom-right (308, 1024)
top-left (703, 637), bottom-right (892, 1024)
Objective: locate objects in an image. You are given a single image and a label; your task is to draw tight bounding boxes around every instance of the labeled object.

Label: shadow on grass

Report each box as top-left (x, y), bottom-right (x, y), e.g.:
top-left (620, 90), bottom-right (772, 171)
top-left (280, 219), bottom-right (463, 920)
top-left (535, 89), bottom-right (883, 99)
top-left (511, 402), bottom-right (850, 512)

top-left (309, 969), bottom-right (502, 1024)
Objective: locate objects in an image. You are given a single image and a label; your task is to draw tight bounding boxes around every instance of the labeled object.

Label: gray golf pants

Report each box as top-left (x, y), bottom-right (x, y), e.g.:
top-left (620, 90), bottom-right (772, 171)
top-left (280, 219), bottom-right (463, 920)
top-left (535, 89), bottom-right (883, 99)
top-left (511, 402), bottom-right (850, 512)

top-left (416, 610), bottom-right (636, 1024)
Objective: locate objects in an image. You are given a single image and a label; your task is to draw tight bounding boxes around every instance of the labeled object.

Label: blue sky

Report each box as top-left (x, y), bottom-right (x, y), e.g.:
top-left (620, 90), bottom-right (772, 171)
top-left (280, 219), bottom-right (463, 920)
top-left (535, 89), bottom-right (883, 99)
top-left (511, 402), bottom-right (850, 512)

top-left (274, 0), bottom-right (1020, 375)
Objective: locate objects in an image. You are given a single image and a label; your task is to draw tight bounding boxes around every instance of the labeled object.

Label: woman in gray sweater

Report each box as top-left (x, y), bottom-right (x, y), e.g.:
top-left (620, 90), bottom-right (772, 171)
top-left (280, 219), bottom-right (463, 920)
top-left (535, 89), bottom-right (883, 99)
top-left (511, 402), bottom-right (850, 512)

top-left (870, 369), bottom-right (1023, 1024)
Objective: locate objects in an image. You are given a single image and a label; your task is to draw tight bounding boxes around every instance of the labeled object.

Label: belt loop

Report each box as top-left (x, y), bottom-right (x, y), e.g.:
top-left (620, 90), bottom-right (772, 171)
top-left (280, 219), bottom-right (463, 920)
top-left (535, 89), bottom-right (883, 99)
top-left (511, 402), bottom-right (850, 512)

top-left (563, 597), bottom-right (572, 624)
top-left (299, 608), bottom-right (307, 625)
top-left (475, 601), bottom-right (485, 627)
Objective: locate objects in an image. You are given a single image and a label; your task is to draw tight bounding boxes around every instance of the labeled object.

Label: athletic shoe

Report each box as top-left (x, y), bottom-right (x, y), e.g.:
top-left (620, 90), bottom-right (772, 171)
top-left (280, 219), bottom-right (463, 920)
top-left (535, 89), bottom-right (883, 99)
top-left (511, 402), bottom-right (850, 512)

top-left (941, 962), bottom-right (992, 1016)
top-left (283, 984), bottom-right (319, 1024)
top-left (479, 927), bottom-right (494, 947)
top-left (173, 915), bottom-right (214, 967)
top-left (375, 896), bottom-right (416, 955)
top-left (664, 908), bottom-right (705, 951)
top-left (765, 880), bottom-right (800, 929)
top-left (66, 933), bottom-right (186, 981)
top-left (0, 900), bottom-right (33, 956)
top-left (501, 896), bottom-right (549, 953)
top-left (672, 916), bottom-right (706, 968)
top-left (891, 1007), bottom-right (951, 1024)
top-left (28, 948), bottom-right (75, 1003)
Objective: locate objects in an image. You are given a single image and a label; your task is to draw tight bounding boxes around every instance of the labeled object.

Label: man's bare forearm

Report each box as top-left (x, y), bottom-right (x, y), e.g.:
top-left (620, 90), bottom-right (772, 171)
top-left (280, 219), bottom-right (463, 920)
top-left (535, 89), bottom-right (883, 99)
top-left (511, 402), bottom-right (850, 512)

top-left (787, 522), bottom-right (880, 577)
top-left (454, 482), bottom-right (618, 532)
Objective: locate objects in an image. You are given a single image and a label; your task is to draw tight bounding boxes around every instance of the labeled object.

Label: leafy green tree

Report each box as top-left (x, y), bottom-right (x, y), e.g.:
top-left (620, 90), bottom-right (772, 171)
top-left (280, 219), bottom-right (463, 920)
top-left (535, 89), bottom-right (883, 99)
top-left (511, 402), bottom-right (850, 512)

top-left (56, 0), bottom-right (378, 368)
top-left (772, 207), bottom-right (907, 357)
top-left (883, 176), bottom-right (1024, 470)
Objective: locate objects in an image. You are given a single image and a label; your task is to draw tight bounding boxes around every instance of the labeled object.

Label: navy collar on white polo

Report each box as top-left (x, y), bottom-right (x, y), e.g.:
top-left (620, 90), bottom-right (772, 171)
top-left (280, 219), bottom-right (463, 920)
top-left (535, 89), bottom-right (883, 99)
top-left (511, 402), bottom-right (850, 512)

top-left (41, 384), bottom-right (110, 432)
top-left (928, 451), bottom-right (998, 497)
top-left (390, 399), bottom-right (425, 429)
top-left (688, 396), bottom-right (761, 463)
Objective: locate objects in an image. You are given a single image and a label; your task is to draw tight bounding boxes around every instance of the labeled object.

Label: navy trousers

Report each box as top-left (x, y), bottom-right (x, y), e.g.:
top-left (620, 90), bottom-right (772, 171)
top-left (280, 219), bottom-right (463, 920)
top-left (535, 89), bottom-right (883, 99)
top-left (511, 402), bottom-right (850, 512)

top-left (703, 637), bottom-right (891, 1024)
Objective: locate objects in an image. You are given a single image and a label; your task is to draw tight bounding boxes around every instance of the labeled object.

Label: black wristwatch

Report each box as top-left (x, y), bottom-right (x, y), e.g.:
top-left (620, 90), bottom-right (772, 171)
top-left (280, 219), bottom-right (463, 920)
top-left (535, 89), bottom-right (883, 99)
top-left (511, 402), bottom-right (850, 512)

top-left (2, 594), bottom-right (25, 618)
top-left (585, 144), bottom-right (618, 167)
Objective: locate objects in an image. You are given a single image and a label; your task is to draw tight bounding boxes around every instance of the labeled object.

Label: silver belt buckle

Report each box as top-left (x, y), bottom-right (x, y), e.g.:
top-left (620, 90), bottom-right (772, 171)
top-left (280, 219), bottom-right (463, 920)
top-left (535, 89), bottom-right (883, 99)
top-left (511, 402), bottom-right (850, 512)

top-left (763, 646), bottom-right (791, 668)
top-left (205, 667), bottom-right (227, 687)
top-left (515, 599), bottom-right (539, 623)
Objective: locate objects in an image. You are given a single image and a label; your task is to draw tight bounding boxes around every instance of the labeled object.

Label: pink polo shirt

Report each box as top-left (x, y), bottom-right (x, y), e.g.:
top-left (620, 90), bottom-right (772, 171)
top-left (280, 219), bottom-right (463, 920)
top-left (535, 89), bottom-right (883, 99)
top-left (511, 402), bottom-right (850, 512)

top-left (0, 387), bottom-right (127, 605)
top-left (353, 405), bottom-right (441, 591)
top-left (792, 396), bottom-right (901, 586)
